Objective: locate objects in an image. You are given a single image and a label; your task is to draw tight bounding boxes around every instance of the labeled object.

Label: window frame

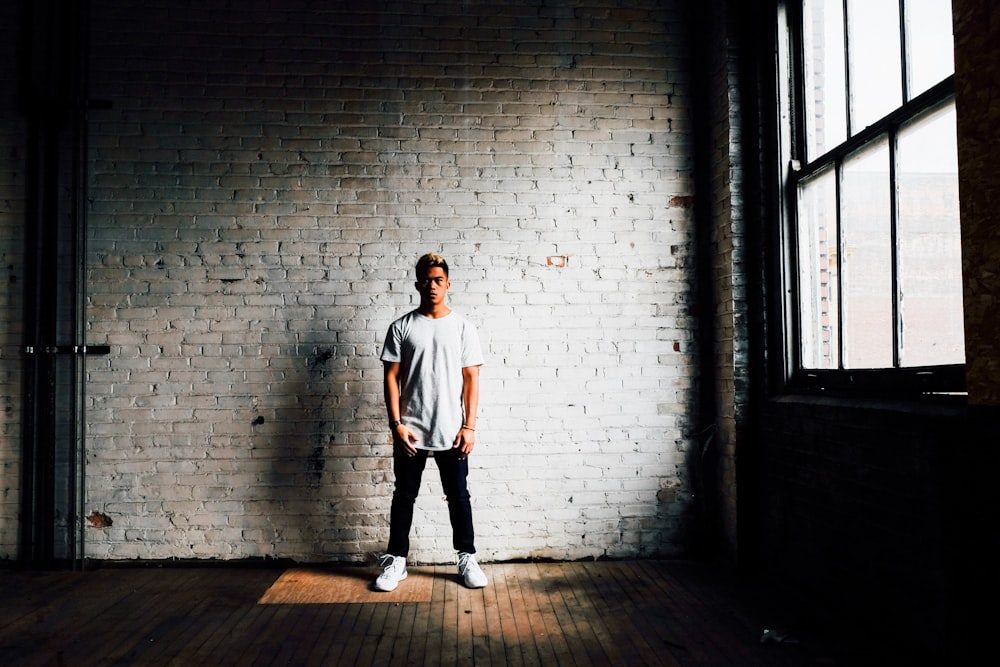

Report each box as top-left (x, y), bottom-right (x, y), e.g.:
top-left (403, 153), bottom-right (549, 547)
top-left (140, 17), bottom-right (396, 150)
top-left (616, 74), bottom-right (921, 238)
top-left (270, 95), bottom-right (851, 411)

top-left (779, 0), bottom-right (964, 395)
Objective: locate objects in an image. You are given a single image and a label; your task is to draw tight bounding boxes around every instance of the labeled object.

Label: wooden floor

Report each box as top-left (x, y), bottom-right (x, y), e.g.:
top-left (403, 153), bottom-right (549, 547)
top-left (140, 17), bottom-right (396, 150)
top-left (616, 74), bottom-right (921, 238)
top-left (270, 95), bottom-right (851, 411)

top-left (0, 560), bottom-right (898, 666)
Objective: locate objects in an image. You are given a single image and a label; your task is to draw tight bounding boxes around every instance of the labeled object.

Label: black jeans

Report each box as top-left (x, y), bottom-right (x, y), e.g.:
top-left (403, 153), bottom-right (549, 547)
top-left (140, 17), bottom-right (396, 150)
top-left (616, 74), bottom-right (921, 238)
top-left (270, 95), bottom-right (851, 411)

top-left (387, 447), bottom-right (476, 557)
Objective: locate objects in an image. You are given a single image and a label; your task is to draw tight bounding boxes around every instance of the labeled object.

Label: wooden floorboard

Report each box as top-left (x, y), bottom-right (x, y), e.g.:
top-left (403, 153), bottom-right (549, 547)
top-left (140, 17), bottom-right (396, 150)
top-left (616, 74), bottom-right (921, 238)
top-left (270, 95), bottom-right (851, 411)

top-left (615, 560), bottom-right (724, 666)
top-left (537, 562), bottom-right (610, 667)
top-left (487, 563), bottom-right (525, 667)
top-left (0, 560), bottom-right (900, 667)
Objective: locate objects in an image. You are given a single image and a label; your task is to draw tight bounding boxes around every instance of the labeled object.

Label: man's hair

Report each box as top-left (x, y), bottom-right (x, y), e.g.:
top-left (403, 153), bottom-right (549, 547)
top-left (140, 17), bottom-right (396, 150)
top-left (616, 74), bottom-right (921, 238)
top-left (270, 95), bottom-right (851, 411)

top-left (416, 253), bottom-right (449, 280)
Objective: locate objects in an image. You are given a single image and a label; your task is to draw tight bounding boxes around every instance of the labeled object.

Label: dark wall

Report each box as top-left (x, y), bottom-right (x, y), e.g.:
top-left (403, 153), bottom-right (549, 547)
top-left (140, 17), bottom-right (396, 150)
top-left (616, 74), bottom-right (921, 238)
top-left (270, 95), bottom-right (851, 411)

top-left (758, 397), bottom-right (997, 660)
top-left (955, 0), bottom-right (1000, 405)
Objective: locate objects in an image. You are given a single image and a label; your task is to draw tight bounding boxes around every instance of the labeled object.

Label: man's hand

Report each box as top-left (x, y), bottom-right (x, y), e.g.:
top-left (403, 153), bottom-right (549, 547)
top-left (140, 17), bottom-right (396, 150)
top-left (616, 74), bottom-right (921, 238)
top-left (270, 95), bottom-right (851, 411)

top-left (393, 424), bottom-right (419, 457)
top-left (453, 426), bottom-right (475, 460)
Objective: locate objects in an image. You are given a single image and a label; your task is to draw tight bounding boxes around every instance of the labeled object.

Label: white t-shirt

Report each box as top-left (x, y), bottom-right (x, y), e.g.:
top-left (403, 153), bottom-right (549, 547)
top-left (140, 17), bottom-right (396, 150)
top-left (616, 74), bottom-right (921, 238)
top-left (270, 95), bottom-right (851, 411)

top-left (380, 310), bottom-right (484, 451)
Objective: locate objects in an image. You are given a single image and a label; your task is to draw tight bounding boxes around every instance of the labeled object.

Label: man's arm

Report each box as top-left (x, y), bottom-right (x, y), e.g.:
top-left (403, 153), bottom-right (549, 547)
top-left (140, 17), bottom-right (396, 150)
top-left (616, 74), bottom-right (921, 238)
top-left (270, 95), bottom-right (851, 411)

top-left (384, 361), bottom-right (418, 456)
top-left (454, 364), bottom-right (480, 457)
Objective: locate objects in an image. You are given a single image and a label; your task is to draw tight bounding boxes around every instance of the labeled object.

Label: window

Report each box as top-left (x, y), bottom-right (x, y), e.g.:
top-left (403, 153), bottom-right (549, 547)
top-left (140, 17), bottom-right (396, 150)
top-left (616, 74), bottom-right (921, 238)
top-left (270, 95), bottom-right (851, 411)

top-left (786, 0), bottom-right (963, 391)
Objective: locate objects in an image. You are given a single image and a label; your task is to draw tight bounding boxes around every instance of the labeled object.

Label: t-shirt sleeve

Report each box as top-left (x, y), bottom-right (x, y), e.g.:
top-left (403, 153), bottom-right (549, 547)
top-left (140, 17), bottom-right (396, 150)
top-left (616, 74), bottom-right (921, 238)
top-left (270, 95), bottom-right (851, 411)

top-left (461, 320), bottom-right (485, 368)
top-left (381, 321), bottom-right (402, 363)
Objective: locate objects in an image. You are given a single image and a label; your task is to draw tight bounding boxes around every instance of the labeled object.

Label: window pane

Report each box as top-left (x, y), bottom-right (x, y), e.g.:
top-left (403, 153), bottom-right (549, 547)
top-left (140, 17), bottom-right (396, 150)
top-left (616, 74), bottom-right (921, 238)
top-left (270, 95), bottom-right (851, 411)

top-left (847, 0), bottom-right (902, 132)
top-left (897, 102), bottom-right (965, 366)
top-left (797, 166), bottom-right (839, 369)
top-left (904, 0), bottom-right (955, 98)
top-left (841, 138), bottom-right (893, 368)
top-left (803, 0), bottom-right (847, 159)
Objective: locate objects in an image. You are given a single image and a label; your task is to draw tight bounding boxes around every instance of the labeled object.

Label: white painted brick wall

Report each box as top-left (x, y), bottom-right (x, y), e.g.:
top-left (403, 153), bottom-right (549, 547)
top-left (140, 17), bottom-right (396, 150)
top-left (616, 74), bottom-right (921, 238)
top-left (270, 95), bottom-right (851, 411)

top-left (76, 0), bottom-right (698, 563)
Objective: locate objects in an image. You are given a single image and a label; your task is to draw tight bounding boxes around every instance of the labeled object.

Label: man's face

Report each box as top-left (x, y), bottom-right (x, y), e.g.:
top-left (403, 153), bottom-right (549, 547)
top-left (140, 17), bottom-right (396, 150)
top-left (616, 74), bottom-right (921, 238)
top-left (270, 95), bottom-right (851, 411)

top-left (416, 266), bottom-right (450, 306)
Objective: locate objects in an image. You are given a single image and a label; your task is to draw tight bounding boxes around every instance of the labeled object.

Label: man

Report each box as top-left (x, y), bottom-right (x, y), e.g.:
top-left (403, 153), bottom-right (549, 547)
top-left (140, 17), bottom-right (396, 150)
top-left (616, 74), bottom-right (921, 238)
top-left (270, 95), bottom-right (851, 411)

top-left (374, 253), bottom-right (487, 591)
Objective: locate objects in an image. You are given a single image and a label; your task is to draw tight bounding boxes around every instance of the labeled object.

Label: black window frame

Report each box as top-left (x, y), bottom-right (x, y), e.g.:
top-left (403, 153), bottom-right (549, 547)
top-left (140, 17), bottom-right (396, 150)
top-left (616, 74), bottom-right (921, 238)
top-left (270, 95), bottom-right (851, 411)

top-left (778, 0), bottom-right (965, 396)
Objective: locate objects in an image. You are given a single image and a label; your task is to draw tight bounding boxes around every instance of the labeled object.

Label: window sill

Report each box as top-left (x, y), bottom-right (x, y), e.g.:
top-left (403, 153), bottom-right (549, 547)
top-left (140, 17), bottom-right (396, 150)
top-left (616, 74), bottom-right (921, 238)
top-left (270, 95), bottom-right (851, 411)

top-left (770, 390), bottom-right (967, 417)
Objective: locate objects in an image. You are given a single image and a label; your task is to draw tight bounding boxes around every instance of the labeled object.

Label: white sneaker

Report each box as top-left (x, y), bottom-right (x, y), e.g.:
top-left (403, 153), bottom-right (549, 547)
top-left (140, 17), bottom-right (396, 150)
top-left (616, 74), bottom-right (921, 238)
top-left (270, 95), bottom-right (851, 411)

top-left (457, 552), bottom-right (487, 588)
top-left (374, 554), bottom-right (407, 592)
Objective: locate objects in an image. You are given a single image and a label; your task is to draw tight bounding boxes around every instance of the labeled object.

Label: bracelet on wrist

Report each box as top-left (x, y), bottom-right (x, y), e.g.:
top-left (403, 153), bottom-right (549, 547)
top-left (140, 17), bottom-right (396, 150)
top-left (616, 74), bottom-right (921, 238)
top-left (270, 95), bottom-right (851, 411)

top-left (461, 424), bottom-right (475, 431)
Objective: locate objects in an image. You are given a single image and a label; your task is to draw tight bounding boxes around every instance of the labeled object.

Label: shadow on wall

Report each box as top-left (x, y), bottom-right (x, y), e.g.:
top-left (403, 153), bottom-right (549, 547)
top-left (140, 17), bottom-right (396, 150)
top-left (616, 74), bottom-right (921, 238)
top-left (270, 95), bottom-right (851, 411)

top-left (253, 335), bottom-right (388, 564)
